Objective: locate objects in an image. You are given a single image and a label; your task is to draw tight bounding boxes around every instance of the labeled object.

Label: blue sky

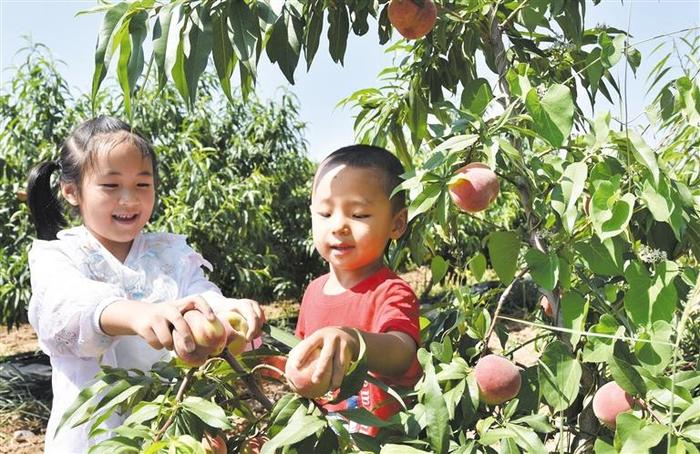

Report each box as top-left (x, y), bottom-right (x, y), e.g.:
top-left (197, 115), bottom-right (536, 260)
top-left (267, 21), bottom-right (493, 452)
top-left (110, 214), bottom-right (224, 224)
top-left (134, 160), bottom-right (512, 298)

top-left (1, 1), bottom-right (698, 161)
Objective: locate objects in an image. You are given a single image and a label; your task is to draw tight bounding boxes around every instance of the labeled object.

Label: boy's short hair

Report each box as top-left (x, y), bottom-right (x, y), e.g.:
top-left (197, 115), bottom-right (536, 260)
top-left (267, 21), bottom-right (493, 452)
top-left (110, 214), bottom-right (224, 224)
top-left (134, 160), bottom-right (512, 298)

top-left (315, 145), bottom-right (406, 212)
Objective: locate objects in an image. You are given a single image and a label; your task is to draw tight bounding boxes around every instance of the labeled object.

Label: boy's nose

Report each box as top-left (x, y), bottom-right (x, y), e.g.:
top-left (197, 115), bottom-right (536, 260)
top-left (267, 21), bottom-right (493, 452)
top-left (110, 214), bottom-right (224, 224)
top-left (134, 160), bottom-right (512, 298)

top-left (331, 218), bottom-right (350, 235)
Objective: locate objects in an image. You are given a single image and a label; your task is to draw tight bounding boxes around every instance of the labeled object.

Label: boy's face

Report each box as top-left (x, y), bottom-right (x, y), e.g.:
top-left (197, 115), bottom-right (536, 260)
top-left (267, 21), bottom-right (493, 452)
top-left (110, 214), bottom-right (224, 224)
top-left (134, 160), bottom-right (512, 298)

top-left (310, 164), bottom-right (407, 279)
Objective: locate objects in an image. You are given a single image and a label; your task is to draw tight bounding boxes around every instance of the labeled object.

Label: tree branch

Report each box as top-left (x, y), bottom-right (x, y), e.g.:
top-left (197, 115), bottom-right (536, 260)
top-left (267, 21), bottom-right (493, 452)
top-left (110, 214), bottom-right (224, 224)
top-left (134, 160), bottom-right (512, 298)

top-left (223, 351), bottom-right (274, 411)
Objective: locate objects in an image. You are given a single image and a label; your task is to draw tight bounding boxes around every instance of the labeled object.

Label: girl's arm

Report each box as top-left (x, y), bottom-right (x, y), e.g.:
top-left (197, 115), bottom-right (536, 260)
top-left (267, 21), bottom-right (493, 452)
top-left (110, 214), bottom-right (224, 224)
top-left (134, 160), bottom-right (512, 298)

top-left (99, 296), bottom-right (217, 352)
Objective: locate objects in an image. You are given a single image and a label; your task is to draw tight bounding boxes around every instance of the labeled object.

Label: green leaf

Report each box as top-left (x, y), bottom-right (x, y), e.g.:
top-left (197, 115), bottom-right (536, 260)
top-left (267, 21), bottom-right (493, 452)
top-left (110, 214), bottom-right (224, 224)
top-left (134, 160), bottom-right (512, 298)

top-left (418, 350), bottom-right (449, 454)
top-left (626, 47), bottom-right (642, 75)
top-left (551, 161), bottom-right (587, 233)
top-left (525, 84), bottom-right (574, 147)
top-left (586, 48), bottom-right (603, 97)
top-left (211, 7), bottom-right (236, 101)
top-left (380, 445), bottom-right (431, 454)
top-left (182, 6), bottom-right (213, 105)
top-left (181, 396), bottom-right (232, 429)
top-left (609, 342), bottom-right (647, 396)
top-left (229, 0), bottom-right (259, 75)
top-left (327, 4), bottom-right (349, 64)
top-left (641, 176), bottom-right (674, 223)
top-left (408, 78), bottom-right (428, 147)
top-left (634, 321), bottom-right (673, 375)
top-left (266, 7), bottom-right (302, 84)
top-left (582, 315), bottom-right (620, 363)
top-left (152, 3), bottom-right (178, 89)
top-left (408, 183), bottom-right (441, 222)
top-left (627, 131), bottom-right (660, 185)
top-left (615, 414), bottom-right (667, 454)
top-left (488, 231), bottom-right (520, 284)
top-left (460, 78), bottom-right (493, 116)
top-left (468, 252), bottom-right (487, 281)
top-left (91, 2), bottom-right (129, 104)
top-left (431, 255), bottom-right (448, 284)
top-left (576, 236), bottom-right (625, 277)
top-left (261, 415), bottom-right (326, 454)
top-left (524, 249), bottom-right (558, 291)
top-left (538, 341), bottom-right (582, 412)
top-left (264, 325), bottom-right (300, 349)
top-left (590, 180), bottom-right (635, 241)
top-left (561, 292), bottom-right (588, 346)
top-left (624, 261), bottom-right (679, 327)
top-left (599, 32), bottom-right (625, 68)
top-left (338, 408), bottom-right (397, 428)
top-left (304, 3), bottom-right (324, 69)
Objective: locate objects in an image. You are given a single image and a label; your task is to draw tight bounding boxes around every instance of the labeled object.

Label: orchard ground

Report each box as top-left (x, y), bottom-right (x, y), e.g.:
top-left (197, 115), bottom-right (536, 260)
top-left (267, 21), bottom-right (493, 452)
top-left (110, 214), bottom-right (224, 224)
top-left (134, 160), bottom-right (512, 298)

top-left (0, 268), bottom-right (542, 452)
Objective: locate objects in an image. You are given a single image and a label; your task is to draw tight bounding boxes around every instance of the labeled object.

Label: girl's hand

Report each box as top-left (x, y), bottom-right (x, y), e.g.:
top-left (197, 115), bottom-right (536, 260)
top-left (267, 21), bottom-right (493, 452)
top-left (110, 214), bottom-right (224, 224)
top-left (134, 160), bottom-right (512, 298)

top-left (216, 298), bottom-right (265, 341)
top-left (290, 327), bottom-right (360, 391)
top-left (130, 295), bottom-right (216, 352)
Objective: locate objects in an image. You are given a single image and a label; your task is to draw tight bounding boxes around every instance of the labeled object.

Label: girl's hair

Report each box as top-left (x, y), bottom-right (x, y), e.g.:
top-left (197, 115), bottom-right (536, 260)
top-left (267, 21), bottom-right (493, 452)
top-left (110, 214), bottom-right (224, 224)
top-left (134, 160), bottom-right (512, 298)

top-left (27, 116), bottom-right (157, 240)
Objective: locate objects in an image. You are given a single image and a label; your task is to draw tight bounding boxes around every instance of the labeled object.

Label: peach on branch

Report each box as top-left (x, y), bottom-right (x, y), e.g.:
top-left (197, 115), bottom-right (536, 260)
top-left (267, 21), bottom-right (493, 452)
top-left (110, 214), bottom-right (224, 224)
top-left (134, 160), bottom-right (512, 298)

top-left (388, 0), bottom-right (437, 40)
top-left (184, 309), bottom-right (227, 354)
top-left (474, 354), bottom-right (522, 405)
top-left (592, 381), bottom-right (635, 428)
top-left (218, 310), bottom-right (250, 356)
top-left (240, 435), bottom-right (269, 454)
top-left (540, 295), bottom-right (554, 318)
top-left (448, 163), bottom-right (500, 213)
top-left (202, 432), bottom-right (227, 454)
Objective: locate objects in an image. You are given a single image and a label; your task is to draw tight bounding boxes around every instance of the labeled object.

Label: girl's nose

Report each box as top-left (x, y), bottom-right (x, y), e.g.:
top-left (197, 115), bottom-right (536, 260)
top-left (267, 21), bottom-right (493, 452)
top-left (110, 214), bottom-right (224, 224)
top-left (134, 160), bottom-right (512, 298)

top-left (119, 189), bottom-right (139, 205)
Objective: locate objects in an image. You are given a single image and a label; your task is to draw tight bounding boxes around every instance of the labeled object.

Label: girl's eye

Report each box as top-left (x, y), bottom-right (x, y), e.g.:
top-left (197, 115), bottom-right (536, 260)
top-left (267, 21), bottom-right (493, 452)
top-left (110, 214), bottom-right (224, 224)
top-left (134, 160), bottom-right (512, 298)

top-left (353, 214), bottom-right (370, 219)
top-left (100, 184), bottom-right (118, 189)
top-left (137, 183), bottom-right (152, 188)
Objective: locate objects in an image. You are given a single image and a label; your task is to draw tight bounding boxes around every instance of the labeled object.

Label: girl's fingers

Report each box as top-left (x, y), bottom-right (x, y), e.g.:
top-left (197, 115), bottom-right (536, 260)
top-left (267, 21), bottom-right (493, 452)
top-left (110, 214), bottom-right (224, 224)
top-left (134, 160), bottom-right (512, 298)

top-left (152, 320), bottom-right (175, 350)
top-left (143, 328), bottom-right (163, 350)
top-left (187, 296), bottom-right (216, 322)
top-left (165, 308), bottom-right (195, 352)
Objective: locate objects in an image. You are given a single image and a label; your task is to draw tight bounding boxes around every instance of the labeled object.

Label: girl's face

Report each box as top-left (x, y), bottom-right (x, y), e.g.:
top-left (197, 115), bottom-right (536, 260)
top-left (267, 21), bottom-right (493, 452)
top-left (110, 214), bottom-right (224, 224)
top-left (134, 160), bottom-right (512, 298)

top-left (310, 164), bottom-right (407, 285)
top-left (62, 141), bottom-right (155, 262)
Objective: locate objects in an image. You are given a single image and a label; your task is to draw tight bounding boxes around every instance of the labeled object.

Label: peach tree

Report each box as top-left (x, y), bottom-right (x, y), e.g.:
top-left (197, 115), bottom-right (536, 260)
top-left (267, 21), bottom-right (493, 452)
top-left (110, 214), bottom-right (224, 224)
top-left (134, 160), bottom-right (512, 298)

top-left (71, 0), bottom-right (700, 452)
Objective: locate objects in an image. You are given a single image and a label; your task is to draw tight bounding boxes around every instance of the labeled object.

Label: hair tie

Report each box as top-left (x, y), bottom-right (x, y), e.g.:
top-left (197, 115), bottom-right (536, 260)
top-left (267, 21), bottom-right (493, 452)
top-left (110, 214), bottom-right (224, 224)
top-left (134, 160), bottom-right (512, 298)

top-left (54, 160), bottom-right (63, 173)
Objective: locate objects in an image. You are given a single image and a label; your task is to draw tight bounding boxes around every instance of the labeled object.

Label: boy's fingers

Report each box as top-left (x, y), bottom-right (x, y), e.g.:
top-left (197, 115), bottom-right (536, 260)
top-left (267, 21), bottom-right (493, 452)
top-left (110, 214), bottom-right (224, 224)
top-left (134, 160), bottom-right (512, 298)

top-left (313, 339), bottom-right (335, 383)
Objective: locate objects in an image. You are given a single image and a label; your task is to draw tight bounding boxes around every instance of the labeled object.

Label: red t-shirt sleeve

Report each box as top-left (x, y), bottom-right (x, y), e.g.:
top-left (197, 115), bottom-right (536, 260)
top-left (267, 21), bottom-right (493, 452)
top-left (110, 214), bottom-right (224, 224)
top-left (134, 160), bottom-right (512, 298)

top-left (373, 282), bottom-right (420, 345)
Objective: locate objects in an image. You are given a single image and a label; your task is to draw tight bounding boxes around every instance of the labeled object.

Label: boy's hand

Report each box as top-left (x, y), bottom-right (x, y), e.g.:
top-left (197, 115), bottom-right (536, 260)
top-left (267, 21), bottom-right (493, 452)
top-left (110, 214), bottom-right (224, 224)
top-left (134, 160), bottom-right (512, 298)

top-left (291, 327), bottom-right (360, 391)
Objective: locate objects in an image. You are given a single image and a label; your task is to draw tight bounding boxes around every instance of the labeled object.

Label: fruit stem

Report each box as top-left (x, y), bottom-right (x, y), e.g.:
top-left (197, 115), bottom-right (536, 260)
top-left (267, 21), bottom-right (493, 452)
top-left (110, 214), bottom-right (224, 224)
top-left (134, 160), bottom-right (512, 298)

top-left (153, 367), bottom-right (196, 442)
top-left (483, 268), bottom-right (529, 352)
top-left (250, 363), bottom-right (285, 378)
top-left (223, 351), bottom-right (274, 411)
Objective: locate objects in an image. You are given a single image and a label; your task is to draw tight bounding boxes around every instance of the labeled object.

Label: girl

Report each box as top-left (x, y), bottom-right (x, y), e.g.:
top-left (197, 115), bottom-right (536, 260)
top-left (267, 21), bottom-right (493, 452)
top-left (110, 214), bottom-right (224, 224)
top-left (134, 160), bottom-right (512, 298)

top-left (26, 116), bottom-right (264, 453)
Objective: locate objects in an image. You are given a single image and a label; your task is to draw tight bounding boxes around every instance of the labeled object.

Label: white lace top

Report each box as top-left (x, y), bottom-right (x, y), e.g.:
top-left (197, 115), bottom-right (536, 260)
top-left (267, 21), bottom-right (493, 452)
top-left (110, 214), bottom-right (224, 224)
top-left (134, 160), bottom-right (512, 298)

top-left (28, 226), bottom-right (228, 453)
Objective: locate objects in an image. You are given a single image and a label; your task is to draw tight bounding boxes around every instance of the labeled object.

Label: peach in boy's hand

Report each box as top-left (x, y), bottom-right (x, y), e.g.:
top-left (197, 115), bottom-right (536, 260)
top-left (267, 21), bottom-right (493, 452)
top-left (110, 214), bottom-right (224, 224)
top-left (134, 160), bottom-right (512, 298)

top-left (286, 327), bottom-right (358, 398)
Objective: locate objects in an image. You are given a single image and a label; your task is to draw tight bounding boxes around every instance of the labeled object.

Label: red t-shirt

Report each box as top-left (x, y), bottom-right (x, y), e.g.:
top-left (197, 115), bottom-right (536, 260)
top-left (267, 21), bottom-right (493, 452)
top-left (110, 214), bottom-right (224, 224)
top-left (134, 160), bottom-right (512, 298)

top-left (295, 267), bottom-right (421, 436)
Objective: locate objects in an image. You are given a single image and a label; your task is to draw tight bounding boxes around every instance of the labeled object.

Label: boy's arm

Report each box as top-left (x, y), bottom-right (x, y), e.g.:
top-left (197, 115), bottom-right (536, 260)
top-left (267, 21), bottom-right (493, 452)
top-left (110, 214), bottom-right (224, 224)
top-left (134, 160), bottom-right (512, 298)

top-left (296, 326), bottom-right (417, 391)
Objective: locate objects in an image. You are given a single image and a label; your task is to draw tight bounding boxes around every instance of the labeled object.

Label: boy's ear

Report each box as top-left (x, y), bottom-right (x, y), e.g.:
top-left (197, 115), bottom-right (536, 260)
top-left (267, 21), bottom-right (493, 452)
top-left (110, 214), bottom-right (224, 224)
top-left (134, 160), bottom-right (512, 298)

top-left (60, 183), bottom-right (80, 206)
top-left (390, 208), bottom-right (408, 239)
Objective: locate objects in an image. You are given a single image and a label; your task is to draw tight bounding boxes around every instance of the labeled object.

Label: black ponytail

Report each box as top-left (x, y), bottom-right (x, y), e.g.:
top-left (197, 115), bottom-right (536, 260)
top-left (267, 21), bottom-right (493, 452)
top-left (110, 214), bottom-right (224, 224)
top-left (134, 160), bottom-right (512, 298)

top-left (27, 160), bottom-right (66, 240)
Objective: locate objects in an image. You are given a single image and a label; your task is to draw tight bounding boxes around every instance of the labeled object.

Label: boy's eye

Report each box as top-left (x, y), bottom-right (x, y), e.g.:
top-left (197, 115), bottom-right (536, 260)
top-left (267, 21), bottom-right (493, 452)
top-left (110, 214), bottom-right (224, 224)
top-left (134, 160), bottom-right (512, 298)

top-left (353, 214), bottom-right (370, 219)
top-left (316, 212), bottom-right (331, 218)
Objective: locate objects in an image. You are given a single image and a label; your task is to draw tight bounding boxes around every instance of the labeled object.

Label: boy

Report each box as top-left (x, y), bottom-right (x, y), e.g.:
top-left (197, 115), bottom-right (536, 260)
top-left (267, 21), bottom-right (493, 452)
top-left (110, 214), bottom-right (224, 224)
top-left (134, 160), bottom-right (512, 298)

top-left (289, 144), bottom-right (421, 436)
